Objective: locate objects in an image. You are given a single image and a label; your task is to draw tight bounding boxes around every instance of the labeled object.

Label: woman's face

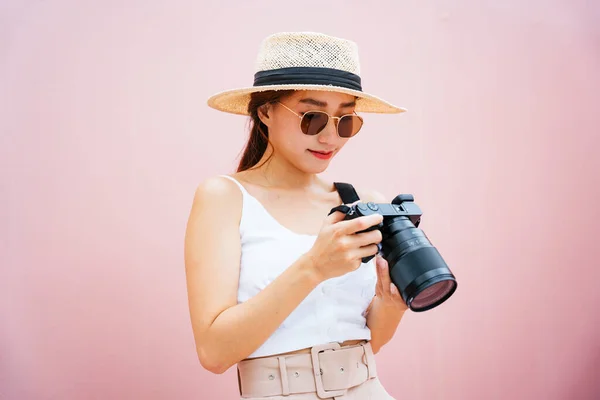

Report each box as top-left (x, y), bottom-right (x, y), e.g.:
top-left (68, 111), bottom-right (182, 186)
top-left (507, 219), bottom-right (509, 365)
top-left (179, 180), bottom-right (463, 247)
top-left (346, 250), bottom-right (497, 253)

top-left (262, 90), bottom-right (359, 174)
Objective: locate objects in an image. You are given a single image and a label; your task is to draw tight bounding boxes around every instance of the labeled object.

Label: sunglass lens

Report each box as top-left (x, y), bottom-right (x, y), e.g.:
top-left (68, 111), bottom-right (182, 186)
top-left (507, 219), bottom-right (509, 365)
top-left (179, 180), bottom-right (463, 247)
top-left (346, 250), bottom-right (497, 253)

top-left (338, 115), bottom-right (363, 138)
top-left (301, 112), bottom-right (329, 135)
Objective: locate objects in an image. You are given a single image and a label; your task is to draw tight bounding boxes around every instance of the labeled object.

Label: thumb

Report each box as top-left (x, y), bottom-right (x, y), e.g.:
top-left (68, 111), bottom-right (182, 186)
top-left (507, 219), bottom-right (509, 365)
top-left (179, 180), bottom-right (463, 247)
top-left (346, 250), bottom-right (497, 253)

top-left (325, 200), bottom-right (363, 225)
top-left (325, 205), bottom-right (352, 225)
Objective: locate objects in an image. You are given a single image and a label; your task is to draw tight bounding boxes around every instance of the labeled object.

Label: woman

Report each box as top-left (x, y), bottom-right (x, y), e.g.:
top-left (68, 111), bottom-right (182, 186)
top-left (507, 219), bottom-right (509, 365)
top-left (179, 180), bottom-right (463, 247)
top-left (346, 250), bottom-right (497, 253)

top-left (184, 32), bottom-right (409, 399)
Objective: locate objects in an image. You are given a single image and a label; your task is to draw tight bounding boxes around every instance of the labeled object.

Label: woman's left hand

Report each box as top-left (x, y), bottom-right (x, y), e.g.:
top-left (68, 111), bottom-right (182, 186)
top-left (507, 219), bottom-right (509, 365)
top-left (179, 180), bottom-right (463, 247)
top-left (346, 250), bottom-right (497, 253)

top-left (374, 255), bottom-right (409, 312)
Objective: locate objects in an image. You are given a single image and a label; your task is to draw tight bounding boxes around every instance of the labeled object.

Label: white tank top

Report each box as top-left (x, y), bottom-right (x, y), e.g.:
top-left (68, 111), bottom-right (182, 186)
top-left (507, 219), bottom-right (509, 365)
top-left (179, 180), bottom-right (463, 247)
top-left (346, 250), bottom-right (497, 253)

top-left (220, 175), bottom-right (376, 359)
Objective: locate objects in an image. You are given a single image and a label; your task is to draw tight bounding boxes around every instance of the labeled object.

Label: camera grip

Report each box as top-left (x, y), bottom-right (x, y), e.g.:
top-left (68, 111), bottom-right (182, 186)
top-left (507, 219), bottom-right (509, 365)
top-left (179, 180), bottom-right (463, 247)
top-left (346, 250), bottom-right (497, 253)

top-left (328, 204), bottom-right (382, 264)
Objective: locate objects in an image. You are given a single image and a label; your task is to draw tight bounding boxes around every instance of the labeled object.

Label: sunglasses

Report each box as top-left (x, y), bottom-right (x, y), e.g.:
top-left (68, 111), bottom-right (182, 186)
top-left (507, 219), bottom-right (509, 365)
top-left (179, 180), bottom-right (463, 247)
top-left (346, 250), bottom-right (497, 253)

top-left (277, 102), bottom-right (364, 138)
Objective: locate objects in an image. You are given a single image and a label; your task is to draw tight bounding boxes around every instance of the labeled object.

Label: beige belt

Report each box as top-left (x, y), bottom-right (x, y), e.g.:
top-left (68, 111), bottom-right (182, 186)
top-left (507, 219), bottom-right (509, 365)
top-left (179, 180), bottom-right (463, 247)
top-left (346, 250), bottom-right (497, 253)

top-left (237, 341), bottom-right (377, 399)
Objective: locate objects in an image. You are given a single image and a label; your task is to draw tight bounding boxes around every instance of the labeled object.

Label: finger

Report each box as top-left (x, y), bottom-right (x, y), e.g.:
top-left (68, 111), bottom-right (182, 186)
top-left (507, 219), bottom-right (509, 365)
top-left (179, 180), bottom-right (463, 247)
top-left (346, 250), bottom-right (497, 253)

top-left (352, 244), bottom-right (380, 261)
top-left (376, 256), bottom-right (391, 285)
top-left (348, 229), bottom-right (382, 248)
top-left (338, 214), bottom-right (383, 235)
top-left (375, 257), bottom-right (384, 293)
top-left (390, 283), bottom-right (406, 306)
top-left (323, 207), bottom-right (351, 225)
top-left (376, 256), bottom-right (392, 295)
top-left (323, 202), bottom-right (363, 227)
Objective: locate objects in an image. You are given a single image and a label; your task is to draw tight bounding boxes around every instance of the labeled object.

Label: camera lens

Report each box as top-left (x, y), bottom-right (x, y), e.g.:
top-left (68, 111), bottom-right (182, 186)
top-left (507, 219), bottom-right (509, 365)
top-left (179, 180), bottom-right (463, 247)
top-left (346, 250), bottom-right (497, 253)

top-left (382, 216), bottom-right (457, 312)
top-left (411, 280), bottom-right (455, 310)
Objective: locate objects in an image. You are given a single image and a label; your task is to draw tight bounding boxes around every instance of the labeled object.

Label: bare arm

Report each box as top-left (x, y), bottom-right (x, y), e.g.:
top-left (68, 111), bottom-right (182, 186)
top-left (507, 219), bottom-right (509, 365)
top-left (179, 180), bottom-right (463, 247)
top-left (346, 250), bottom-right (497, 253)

top-left (184, 177), bottom-right (322, 374)
top-left (184, 177), bottom-right (383, 374)
top-left (366, 285), bottom-right (407, 353)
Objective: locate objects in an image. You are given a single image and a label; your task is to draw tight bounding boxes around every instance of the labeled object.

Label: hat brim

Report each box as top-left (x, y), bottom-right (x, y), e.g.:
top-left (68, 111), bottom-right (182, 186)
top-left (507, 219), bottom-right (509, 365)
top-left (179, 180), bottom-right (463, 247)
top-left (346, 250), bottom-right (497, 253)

top-left (206, 84), bottom-right (407, 115)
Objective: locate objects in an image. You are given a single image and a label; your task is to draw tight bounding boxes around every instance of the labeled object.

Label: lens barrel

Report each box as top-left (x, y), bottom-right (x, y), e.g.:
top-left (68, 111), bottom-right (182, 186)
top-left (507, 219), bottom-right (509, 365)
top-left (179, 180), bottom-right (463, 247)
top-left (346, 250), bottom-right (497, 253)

top-left (381, 215), bottom-right (457, 312)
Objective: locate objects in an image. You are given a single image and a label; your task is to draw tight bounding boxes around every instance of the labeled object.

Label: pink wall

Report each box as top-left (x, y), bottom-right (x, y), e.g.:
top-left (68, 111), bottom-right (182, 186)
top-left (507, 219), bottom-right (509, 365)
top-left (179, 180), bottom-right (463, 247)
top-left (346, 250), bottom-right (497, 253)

top-left (2, 1), bottom-right (599, 399)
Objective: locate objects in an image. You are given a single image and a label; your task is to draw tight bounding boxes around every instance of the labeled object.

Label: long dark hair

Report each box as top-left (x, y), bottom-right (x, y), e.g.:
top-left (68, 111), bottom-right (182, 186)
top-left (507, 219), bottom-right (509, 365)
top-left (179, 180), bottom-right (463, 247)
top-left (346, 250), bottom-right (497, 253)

top-left (237, 90), bottom-right (295, 172)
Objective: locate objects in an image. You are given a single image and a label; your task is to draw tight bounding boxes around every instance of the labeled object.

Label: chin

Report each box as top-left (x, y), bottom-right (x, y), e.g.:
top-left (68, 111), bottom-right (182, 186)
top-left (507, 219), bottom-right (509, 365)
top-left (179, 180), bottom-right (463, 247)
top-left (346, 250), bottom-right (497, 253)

top-left (303, 162), bottom-right (330, 174)
top-left (307, 166), bottom-right (328, 174)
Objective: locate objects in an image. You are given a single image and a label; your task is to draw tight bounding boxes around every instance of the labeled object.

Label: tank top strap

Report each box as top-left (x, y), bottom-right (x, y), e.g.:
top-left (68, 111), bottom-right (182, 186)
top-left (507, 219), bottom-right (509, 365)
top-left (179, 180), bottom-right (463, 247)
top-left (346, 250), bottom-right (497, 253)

top-left (219, 175), bottom-right (250, 197)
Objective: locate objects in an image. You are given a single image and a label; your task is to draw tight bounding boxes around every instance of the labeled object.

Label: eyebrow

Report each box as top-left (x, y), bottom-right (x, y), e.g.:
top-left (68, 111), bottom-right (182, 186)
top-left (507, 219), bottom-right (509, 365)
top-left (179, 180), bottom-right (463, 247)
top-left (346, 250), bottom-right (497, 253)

top-left (298, 98), bottom-right (357, 108)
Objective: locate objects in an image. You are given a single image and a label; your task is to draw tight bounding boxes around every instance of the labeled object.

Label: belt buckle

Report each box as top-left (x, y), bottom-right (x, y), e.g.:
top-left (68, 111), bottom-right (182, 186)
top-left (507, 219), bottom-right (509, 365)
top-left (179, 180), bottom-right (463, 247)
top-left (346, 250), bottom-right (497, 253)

top-left (310, 342), bottom-right (347, 399)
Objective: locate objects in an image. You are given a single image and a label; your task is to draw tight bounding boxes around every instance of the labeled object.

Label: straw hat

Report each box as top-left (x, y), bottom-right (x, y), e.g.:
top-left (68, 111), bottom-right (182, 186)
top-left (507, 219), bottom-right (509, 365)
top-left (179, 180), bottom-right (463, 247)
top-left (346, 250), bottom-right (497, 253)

top-left (206, 32), bottom-right (407, 115)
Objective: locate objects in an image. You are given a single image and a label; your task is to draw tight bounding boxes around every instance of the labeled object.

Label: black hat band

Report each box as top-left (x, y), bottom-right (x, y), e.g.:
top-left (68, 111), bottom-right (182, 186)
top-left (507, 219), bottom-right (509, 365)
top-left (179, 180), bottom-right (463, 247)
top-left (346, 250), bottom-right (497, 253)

top-left (253, 67), bottom-right (362, 91)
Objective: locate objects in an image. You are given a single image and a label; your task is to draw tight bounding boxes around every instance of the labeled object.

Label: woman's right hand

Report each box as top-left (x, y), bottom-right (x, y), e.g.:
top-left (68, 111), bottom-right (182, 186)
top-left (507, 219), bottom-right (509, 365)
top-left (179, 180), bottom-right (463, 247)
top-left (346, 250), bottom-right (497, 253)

top-left (305, 207), bottom-right (384, 282)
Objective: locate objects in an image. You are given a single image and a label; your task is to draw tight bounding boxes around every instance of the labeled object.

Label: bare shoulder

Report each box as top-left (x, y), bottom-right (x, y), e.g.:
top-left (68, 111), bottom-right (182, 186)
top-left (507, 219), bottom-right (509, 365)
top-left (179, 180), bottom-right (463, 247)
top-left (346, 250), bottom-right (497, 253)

top-left (192, 174), bottom-right (243, 204)
top-left (186, 174), bottom-right (243, 241)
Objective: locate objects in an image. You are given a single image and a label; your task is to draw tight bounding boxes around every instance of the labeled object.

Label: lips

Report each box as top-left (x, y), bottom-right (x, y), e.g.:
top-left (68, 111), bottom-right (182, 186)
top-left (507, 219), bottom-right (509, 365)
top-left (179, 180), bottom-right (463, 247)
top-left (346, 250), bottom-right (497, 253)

top-left (308, 150), bottom-right (334, 160)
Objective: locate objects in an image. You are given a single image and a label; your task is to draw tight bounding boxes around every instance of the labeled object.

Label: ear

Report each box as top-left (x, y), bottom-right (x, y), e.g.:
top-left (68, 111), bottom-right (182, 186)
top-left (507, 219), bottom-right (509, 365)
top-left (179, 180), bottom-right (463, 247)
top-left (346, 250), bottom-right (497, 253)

top-left (257, 103), bottom-right (273, 127)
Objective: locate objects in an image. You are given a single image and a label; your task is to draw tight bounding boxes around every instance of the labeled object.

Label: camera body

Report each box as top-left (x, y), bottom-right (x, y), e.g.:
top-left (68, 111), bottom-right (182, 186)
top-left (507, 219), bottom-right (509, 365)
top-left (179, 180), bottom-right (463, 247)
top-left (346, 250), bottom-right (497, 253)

top-left (329, 194), bottom-right (457, 312)
top-left (340, 194), bottom-right (422, 263)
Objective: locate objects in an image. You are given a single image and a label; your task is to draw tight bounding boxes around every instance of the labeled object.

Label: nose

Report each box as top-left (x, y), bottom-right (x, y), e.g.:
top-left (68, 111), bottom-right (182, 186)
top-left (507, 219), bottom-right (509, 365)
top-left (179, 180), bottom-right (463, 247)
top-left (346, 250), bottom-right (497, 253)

top-left (317, 117), bottom-right (338, 143)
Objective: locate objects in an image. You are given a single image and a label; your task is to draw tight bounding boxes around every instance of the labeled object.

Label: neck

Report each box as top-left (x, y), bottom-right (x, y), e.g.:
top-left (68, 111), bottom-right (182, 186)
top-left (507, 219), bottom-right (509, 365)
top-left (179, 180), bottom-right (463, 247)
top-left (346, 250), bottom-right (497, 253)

top-left (251, 147), bottom-right (319, 190)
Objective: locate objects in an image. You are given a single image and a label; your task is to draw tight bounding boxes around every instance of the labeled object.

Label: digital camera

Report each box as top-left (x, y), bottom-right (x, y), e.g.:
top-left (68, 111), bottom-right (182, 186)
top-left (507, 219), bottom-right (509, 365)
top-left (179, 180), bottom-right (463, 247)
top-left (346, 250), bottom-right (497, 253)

top-left (330, 194), bottom-right (457, 312)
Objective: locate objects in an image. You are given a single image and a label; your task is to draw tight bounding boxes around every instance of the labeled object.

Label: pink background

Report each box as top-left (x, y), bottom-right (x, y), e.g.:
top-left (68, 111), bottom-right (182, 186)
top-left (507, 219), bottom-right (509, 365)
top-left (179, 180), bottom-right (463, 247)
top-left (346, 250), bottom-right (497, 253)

top-left (2, 1), bottom-right (599, 399)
